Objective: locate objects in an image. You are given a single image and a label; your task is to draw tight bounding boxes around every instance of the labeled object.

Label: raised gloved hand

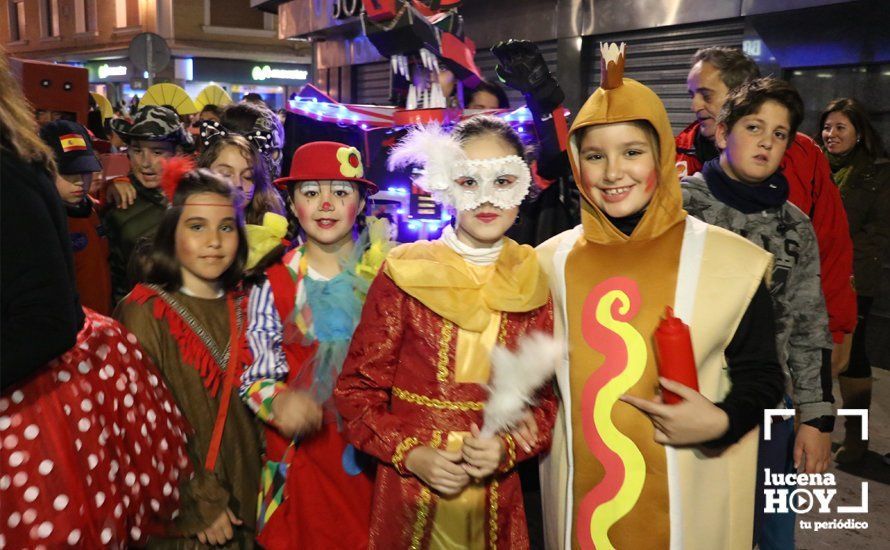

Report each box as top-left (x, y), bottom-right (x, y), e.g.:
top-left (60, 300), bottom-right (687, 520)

top-left (491, 39), bottom-right (565, 112)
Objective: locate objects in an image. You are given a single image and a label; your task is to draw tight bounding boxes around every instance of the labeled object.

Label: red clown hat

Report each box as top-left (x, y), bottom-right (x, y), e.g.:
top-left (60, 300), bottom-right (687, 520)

top-left (274, 141), bottom-right (378, 194)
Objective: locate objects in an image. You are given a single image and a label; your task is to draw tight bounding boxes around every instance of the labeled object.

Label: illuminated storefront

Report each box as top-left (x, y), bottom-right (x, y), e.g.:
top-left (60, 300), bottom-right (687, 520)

top-left (185, 58), bottom-right (312, 110)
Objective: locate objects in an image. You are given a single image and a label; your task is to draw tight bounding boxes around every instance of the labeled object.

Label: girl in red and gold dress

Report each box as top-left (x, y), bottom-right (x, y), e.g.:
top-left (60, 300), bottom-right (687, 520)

top-left (335, 116), bottom-right (558, 549)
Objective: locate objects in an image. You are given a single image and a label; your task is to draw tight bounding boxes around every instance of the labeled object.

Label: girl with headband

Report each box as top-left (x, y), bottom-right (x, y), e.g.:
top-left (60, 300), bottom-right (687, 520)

top-left (116, 160), bottom-right (260, 547)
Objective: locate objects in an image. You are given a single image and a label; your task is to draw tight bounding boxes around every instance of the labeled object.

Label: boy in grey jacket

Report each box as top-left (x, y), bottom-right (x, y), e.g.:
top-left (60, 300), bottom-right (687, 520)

top-left (681, 77), bottom-right (834, 549)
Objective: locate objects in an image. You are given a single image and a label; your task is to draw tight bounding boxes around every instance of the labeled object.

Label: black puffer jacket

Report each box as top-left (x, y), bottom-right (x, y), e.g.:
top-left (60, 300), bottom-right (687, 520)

top-left (833, 156), bottom-right (890, 298)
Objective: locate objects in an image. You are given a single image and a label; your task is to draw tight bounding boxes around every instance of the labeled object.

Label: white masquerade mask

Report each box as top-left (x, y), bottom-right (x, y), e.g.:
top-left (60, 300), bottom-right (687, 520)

top-left (447, 155), bottom-right (531, 211)
top-left (388, 123), bottom-right (532, 212)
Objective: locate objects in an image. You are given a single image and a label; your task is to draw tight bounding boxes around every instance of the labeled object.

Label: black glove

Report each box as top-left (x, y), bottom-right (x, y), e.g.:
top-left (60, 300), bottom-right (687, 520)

top-left (491, 39), bottom-right (564, 112)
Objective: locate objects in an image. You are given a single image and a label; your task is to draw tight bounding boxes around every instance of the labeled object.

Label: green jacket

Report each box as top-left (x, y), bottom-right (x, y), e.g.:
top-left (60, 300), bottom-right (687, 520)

top-left (102, 174), bottom-right (167, 305)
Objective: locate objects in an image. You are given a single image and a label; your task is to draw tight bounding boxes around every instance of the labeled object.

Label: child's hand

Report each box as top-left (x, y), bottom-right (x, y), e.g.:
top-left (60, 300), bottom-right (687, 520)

top-left (196, 507), bottom-right (242, 546)
top-left (462, 423), bottom-right (506, 479)
top-left (794, 424), bottom-right (831, 474)
top-left (620, 377), bottom-right (729, 446)
top-left (108, 178), bottom-right (137, 209)
top-left (405, 446), bottom-right (470, 496)
top-left (510, 409), bottom-right (538, 453)
top-left (271, 389), bottom-right (323, 438)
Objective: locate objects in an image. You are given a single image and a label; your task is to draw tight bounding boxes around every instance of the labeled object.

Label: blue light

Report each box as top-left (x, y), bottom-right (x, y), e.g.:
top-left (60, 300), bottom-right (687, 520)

top-left (397, 208), bottom-right (406, 215)
top-left (361, 123), bottom-right (368, 130)
top-left (408, 221), bottom-right (420, 231)
top-left (518, 126), bottom-right (525, 133)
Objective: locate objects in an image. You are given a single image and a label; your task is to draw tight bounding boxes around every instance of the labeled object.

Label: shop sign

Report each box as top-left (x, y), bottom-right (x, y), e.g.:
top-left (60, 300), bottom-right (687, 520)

top-left (192, 58), bottom-right (310, 86)
top-left (87, 61), bottom-right (132, 83)
top-left (251, 65), bottom-right (309, 82)
top-left (98, 64), bottom-right (128, 79)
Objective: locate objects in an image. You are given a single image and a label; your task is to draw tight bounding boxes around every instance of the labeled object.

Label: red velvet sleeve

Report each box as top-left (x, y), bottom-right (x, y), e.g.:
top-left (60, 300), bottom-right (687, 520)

top-left (334, 270), bottom-right (436, 472)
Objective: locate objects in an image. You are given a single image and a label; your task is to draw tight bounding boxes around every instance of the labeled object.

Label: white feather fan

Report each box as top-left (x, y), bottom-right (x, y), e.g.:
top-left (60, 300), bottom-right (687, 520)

top-left (481, 332), bottom-right (561, 438)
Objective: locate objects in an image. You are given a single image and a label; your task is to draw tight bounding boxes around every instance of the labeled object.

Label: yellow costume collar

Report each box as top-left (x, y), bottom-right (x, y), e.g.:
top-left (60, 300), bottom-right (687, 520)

top-left (383, 238), bottom-right (549, 332)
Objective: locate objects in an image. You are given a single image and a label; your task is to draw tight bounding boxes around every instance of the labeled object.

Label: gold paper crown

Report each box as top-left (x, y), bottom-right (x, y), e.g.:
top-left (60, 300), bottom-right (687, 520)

top-left (600, 42), bottom-right (626, 90)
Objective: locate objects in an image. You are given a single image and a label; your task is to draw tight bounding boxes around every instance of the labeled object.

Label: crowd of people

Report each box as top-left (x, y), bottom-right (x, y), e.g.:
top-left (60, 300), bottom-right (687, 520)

top-left (1, 37), bottom-right (887, 550)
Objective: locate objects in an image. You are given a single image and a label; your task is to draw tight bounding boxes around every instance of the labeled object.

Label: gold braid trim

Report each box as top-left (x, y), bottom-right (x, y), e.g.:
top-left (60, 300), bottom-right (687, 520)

top-left (489, 480), bottom-right (500, 548)
top-left (497, 312), bottom-right (508, 345)
top-left (436, 320), bottom-right (454, 382)
top-left (430, 430), bottom-right (444, 449)
top-left (410, 487), bottom-right (432, 550)
top-left (497, 433), bottom-right (517, 473)
top-left (392, 437), bottom-right (421, 475)
top-left (393, 387), bottom-right (484, 411)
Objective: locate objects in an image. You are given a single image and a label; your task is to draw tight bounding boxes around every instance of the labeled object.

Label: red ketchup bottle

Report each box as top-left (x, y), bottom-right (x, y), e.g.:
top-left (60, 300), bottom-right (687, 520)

top-left (654, 306), bottom-right (699, 404)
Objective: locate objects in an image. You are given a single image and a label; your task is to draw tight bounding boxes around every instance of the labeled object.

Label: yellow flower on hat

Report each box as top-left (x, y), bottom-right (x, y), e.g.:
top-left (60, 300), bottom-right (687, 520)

top-left (336, 146), bottom-right (364, 178)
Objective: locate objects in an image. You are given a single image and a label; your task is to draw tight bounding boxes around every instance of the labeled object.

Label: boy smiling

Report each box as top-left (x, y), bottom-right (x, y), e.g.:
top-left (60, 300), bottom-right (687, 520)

top-left (682, 77), bottom-right (834, 547)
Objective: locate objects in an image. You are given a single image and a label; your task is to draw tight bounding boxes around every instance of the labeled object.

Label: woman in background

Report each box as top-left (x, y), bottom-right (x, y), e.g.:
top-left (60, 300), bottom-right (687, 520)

top-left (818, 97), bottom-right (890, 463)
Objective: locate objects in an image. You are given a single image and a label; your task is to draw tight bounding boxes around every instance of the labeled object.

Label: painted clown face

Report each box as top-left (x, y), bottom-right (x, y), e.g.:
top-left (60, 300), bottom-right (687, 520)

top-left (290, 180), bottom-right (365, 246)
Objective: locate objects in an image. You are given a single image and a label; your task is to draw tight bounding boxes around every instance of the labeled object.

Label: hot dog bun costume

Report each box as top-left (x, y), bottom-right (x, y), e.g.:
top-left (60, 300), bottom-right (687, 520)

top-left (536, 44), bottom-right (774, 550)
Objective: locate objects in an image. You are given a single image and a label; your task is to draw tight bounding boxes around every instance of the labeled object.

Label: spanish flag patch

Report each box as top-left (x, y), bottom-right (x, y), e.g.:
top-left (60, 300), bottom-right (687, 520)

top-left (60, 133), bottom-right (88, 152)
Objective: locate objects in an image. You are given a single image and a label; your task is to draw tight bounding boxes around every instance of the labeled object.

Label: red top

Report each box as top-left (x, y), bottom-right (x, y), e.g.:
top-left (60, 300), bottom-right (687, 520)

top-left (676, 121), bottom-right (856, 342)
top-left (67, 196), bottom-right (112, 315)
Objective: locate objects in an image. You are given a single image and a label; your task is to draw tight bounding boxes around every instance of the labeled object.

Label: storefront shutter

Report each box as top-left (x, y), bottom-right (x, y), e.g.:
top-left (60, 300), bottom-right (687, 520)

top-left (587, 18), bottom-right (745, 134)
top-left (351, 40), bottom-right (557, 109)
top-left (353, 61), bottom-right (392, 105)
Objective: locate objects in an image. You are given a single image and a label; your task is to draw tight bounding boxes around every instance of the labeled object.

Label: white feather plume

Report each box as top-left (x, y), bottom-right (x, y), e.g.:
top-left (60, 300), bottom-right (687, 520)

top-left (387, 123), bottom-right (465, 202)
top-left (481, 332), bottom-right (562, 438)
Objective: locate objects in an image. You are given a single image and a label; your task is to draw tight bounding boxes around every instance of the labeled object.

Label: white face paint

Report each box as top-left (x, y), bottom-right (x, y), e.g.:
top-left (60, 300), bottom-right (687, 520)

top-left (448, 155), bottom-right (532, 211)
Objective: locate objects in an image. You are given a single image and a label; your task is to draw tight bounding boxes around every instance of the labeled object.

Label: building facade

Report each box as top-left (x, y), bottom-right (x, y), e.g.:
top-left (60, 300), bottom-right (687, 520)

top-left (3, 0), bottom-right (311, 109)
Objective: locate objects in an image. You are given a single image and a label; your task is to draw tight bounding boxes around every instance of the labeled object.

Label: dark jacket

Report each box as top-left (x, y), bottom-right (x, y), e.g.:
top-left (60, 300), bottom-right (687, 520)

top-left (102, 173), bottom-right (167, 305)
top-left (835, 157), bottom-right (890, 298)
top-left (1, 153), bottom-right (84, 388)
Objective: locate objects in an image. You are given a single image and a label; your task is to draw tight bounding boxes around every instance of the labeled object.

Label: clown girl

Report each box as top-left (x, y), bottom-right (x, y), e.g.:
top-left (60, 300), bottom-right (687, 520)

top-left (334, 115), bottom-right (558, 549)
top-left (240, 142), bottom-right (392, 549)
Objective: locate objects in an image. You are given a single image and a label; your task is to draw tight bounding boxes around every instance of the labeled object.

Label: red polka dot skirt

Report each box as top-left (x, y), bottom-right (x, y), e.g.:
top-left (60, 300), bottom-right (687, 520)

top-left (0, 308), bottom-right (193, 548)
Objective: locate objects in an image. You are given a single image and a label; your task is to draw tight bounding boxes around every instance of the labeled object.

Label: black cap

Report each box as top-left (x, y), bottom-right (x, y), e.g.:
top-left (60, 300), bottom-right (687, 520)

top-left (39, 120), bottom-right (102, 175)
